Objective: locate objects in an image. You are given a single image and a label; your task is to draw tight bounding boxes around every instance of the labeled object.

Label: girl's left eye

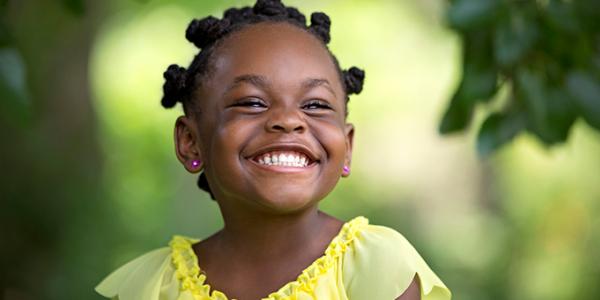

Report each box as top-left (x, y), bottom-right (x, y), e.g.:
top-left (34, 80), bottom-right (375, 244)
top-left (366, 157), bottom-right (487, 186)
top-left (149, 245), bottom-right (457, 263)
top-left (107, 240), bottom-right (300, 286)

top-left (302, 100), bottom-right (333, 110)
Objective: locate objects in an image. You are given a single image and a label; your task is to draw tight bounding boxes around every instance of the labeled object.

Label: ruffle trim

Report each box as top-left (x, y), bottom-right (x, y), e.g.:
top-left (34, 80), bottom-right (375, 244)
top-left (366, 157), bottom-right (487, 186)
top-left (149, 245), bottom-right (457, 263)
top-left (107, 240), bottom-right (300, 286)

top-left (169, 216), bottom-right (368, 300)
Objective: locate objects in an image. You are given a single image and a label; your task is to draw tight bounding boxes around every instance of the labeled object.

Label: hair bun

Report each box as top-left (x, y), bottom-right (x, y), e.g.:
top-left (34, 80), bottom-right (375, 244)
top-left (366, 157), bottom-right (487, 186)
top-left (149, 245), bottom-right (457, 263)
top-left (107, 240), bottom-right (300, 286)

top-left (161, 64), bottom-right (187, 108)
top-left (286, 7), bottom-right (306, 26)
top-left (186, 16), bottom-right (230, 49)
top-left (343, 67), bottom-right (365, 95)
top-left (223, 6), bottom-right (253, 24)
top-left (253, 0), bottom-right (287, 17)
top-left (309, 12), bottom-right (331, 44)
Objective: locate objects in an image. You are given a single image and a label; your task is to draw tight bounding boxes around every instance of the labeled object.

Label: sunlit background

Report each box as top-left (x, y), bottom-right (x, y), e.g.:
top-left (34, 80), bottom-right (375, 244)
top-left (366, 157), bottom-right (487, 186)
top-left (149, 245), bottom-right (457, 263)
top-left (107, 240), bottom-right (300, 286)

top-left (2, 0), bottom-right (600, 299)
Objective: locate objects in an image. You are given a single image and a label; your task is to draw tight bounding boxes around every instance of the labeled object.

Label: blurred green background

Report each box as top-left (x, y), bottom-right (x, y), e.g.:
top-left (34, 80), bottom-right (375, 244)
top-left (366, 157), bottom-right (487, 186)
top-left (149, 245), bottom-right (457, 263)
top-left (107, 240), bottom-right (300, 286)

top-left (1, 0), bottom-right (599, 299)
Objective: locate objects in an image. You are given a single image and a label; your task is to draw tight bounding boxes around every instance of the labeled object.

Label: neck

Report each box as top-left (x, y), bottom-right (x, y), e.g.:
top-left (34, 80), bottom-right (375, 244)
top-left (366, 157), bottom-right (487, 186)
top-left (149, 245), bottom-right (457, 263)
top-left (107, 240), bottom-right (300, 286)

top-left (215, 204), bottom-right (339, 261)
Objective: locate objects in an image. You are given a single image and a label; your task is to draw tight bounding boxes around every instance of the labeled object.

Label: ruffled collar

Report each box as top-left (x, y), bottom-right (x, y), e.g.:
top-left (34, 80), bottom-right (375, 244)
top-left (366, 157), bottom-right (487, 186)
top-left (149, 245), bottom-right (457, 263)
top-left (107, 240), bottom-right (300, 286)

top-left (169, 216), bottom-right (368, 300)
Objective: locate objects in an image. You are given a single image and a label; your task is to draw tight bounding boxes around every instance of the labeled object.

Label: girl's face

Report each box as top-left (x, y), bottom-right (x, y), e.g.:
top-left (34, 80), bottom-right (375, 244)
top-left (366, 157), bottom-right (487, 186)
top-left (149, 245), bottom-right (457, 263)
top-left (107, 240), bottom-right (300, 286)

top-left (177, 22), bottom-right (354, 214)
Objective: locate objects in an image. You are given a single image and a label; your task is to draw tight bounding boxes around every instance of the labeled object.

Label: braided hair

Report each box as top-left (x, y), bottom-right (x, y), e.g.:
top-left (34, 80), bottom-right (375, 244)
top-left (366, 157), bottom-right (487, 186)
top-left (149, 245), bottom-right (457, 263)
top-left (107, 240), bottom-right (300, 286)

top-left (161, 0), bottom-right (365, 199)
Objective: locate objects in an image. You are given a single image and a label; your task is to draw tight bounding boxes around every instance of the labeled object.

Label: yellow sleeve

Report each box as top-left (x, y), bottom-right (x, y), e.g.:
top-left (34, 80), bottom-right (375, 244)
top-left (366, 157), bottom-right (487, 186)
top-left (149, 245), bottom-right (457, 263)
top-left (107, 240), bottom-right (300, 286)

top-left (342, 225), bottom-right (451, 300)
top-left (95, 247), bottom-right (174, 300)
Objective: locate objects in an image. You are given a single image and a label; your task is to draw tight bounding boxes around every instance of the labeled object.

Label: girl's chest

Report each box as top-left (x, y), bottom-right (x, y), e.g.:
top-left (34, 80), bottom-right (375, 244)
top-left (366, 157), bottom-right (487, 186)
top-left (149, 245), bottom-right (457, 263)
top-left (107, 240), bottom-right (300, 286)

top-left (199, 258), bottom-right (318, 300)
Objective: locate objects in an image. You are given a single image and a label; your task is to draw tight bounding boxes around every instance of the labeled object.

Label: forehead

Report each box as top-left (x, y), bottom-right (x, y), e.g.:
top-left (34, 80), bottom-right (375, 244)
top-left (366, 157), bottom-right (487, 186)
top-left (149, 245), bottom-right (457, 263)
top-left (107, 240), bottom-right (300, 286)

top-left (207, 22), bottom-right (342, 93)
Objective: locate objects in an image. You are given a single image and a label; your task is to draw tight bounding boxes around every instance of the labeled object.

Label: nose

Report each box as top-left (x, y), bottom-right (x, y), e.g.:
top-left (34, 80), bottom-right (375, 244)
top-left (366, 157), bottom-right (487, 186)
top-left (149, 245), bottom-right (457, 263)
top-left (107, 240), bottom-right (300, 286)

top-left (265, 106), bottom-right (306, 134)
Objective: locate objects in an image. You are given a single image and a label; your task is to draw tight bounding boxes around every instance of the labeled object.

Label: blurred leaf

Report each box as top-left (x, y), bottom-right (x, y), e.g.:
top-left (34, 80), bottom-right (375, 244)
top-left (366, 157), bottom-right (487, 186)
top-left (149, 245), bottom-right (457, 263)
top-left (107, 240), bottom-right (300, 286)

top-left (494, 13), bottom-right (538, 68)
top-left (440, 31), bottom-right (497, 134)
top-left (0, 47), bottom-right (31, 126)
top-left (459, 62), bottom-right (498, 103)
top-left (477, 110), bottom-right (525, 156)
top-left (439, 60), bottom-right (497, 134)
top-left (443, 0), bottom-right (600, 153)
top-left (62, 0), bottom-right (85, 16)
top-left (544, 88), bottom-right (577, 142)
top-left (567, 71), bottom-right (600, 130)
top-left (573, 0), bottom-right (600, 33)
top-left (516, 69), bottom-right (575, 144)
top-left (516, 70), bottom-right (548, 139)
top-left (0, 20), bottom-right (11, 47)
top-left (546, 0), bottom-right (580, 33)
top-left (439, 91), bottom-right (475, 134)
top-left (447, 0), bottom-right (501, 30)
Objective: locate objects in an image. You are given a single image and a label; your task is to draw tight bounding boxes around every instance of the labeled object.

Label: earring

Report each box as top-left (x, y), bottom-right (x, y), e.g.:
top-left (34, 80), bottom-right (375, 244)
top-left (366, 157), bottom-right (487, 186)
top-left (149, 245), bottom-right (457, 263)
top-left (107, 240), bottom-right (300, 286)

top-left (191, 160), bottom-right (202, 169)
top-left (342, 165), bottom-right (350, 176)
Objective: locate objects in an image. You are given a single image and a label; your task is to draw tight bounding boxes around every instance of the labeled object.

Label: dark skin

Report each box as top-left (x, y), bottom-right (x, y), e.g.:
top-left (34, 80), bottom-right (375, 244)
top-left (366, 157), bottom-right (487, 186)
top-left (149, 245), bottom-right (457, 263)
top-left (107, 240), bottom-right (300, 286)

top-left (175, 22), bottom-right (419, 300)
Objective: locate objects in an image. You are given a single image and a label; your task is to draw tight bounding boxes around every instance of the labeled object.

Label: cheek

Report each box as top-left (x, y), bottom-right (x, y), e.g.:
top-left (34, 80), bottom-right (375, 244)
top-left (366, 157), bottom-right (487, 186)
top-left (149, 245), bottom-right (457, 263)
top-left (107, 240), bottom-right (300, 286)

top-left (211, 117), bottom-right (256, 160)
top-left (310, 119), bottom-right (348, 164)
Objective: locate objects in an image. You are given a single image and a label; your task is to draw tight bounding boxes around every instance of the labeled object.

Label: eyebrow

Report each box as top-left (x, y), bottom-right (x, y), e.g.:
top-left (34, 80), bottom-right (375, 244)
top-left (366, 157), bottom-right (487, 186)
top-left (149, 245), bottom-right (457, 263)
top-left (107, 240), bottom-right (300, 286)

top-left (223, 74), bottom-right (337, 97)
top-left (302, 78), bottom-right (337, 97)
top-left (224, 74), bottom-right (269, 95)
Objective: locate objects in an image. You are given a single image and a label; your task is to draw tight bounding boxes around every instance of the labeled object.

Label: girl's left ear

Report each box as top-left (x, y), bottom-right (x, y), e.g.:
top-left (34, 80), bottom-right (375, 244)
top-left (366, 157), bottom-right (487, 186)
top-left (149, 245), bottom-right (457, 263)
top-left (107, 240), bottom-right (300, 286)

top-left (343, 123), bottom-right (355, 178)
top-left (174, 116), bottom-right (204, 173)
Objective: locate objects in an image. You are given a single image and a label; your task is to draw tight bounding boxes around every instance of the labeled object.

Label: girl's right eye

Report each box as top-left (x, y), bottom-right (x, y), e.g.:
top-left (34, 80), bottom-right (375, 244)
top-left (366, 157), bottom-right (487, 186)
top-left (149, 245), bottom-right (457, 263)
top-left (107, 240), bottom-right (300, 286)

top-left (231, 98), bottom-right (267, 109)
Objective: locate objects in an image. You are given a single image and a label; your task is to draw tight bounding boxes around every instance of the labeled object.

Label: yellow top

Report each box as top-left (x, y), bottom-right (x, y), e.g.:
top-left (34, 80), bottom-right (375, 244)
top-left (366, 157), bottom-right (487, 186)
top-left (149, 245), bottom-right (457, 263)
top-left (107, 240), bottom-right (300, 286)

top-left (95, 217), bottom-right (451, 300)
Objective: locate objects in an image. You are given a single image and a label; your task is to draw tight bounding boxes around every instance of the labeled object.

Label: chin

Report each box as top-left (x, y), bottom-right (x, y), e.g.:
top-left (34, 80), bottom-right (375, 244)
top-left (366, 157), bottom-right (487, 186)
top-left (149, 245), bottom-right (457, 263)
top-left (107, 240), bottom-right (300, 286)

top-left (251, 186), bottom-right (323, 214)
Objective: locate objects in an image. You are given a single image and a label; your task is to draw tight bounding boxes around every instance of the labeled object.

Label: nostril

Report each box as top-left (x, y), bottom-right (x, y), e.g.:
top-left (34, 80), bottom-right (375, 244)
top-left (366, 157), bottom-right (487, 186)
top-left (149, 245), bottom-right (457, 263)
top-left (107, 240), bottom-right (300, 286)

top-left (271, 124), bottom-right (286, 131)
top-left (268, 123), bottom-right (305, 133)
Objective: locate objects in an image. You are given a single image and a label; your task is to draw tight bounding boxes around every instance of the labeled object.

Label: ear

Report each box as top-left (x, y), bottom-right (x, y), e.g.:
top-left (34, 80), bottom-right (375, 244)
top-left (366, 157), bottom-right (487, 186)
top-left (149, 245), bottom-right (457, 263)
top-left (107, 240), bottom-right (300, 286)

top-left (342, 123), bottom-right (355, 178)
top-left (174, 115), bottom-right (204, 173)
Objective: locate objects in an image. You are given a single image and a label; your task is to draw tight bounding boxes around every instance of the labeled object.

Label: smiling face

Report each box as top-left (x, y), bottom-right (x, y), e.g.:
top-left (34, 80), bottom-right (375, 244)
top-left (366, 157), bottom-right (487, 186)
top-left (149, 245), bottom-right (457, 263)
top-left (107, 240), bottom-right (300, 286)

top-left (175, 22), bottom-right (354, 215)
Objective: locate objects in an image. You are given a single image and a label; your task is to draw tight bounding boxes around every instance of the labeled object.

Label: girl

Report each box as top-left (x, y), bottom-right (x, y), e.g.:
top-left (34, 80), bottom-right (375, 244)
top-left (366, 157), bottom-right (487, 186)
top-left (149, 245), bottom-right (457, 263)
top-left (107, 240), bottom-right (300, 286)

top-left (95, 1), bottom-right (451, 299)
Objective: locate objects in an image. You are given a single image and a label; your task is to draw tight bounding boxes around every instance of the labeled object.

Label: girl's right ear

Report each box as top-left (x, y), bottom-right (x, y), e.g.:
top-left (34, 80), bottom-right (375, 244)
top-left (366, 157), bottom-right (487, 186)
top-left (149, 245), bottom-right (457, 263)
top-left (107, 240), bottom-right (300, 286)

top-left (174, 115), bottom-right (204, 173)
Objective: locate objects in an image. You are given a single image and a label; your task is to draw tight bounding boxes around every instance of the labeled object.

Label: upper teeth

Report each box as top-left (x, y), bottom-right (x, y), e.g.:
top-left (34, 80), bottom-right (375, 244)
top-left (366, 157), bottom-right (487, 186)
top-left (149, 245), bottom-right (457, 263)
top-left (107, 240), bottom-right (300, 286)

top-left (256, 151), bottom-right (310, 167)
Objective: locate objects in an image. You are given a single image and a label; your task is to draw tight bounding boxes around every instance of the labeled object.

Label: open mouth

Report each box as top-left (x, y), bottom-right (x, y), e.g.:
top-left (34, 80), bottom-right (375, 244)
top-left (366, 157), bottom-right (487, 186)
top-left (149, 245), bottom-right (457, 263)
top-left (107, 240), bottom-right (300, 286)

top-left (251, 151), bottom-right (316, 168)
top-left (247, 144), bottom-right (319, 169)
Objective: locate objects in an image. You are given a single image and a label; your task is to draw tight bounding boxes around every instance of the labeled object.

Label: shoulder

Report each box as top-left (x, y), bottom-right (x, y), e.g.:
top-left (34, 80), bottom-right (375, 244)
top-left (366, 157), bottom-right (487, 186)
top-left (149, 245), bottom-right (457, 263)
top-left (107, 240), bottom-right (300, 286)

top-left (95, 246), bottom-right (175, 300)
top-left (342, 221), bottom-right (452, 300)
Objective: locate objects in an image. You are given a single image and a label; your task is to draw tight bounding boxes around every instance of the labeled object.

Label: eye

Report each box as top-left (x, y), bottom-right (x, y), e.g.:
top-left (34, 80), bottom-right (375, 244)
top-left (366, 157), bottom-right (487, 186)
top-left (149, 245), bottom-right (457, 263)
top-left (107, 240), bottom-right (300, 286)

top-left (302, 99), bottom-right (333, 110)
top-left (231, 97), bottom-right (267, 109)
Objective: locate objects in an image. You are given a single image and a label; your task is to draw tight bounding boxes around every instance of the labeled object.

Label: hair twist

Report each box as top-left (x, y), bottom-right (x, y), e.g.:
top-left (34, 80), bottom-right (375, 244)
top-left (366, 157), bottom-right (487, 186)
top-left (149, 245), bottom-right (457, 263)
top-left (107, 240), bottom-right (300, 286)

top-left (253, 0), bottom-right (287, 17)
top-left (161, 64), bottom-right (187, 108)
top-left (286, 7), bottom-right (306, 26)
top-left (309, 12), bottom-right (331, 44)
top-left (223, 7), bottom-right (254, 24)
top-left (186, 16), bottom-right (231, 49)
top-left (343, 67), bottom-right (365, 95)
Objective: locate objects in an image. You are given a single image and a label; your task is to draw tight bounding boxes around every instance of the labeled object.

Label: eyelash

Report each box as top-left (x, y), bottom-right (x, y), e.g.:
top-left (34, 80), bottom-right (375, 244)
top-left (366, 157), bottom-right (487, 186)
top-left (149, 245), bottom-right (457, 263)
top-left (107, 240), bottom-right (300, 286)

top-left (232, 98), bottom-right (267, 108)
top-left (302, 100), bottom-right (332, 110)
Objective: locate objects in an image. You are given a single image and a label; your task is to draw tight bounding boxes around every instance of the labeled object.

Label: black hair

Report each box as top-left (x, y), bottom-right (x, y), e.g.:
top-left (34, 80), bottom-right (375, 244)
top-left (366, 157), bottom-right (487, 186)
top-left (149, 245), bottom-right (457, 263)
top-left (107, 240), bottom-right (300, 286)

top-left (161, 0), bottom-right (365, 199)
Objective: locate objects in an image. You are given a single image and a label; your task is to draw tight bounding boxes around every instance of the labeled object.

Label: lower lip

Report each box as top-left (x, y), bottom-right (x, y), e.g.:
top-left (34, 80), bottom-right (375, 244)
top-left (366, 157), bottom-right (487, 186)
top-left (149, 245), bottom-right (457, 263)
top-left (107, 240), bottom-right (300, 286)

top-left (246, 158), bottom-right (317, 173)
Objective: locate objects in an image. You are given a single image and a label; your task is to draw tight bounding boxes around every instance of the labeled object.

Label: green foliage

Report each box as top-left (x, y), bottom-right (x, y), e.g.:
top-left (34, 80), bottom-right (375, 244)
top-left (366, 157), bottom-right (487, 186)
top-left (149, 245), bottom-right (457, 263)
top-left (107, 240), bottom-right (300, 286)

top-left (62, 0), bottom-right (85, 16)
top-left (440, 0), bottom-right (600, 156)
top-left (0, 48), bottom-right (31, 127)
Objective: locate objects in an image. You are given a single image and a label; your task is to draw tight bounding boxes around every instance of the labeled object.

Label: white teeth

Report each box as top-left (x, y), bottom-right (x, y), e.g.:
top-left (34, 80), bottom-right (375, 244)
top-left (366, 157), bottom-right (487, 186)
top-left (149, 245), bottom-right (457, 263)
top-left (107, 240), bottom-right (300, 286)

top-left (254, 151), bottom-right (311, 168)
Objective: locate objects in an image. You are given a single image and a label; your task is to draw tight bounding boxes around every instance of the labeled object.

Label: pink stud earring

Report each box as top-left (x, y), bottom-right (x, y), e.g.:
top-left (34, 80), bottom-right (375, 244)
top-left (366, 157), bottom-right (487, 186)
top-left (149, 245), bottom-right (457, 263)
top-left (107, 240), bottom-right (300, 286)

top-left (342, 165), bottom-right (350, 176)
top-left (191, 160), bottom-right (202, 169)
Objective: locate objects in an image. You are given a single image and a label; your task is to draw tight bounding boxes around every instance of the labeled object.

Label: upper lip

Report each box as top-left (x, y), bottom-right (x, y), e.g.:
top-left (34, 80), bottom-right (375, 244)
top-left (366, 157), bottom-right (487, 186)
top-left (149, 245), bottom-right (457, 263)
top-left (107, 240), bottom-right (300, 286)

top-left (246, 143), bottom-right (319, 163)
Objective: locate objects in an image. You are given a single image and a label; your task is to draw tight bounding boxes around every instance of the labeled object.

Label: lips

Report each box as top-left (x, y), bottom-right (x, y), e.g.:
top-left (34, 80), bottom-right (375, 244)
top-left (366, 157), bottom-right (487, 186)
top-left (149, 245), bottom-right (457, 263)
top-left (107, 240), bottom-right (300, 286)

top-left (246, 144), bottom-right (319, 168)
